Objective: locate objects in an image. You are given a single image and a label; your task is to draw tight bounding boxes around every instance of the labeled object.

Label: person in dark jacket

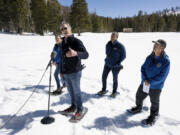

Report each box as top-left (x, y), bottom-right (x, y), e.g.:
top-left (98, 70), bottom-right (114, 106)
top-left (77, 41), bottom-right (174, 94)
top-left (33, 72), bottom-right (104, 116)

top-left (51, 35), bottom-right (66, 95)
top-left (97, 32), bottom-right (126, 97)
top-left (128, 39), bottom-right (170, 126)
top-left (59, 22), bottom-right (89, 119)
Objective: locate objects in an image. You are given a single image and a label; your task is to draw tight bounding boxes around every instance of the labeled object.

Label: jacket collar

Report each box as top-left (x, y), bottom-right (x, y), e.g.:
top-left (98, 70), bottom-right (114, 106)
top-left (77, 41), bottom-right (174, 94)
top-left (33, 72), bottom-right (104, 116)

top-left (150, 51), bottom-right (166, 59)
top-left (62, 34), bottom-right (74, 43)
top-left (111, 40), bottom-right (118, 45)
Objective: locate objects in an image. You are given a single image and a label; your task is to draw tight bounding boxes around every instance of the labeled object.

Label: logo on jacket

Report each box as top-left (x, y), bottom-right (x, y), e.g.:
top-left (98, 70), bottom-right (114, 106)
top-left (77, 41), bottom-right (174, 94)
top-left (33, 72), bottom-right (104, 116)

top-left (156, 63), bottom-right (162, 68)
top-left (113, 48), bottom-right (118, 50)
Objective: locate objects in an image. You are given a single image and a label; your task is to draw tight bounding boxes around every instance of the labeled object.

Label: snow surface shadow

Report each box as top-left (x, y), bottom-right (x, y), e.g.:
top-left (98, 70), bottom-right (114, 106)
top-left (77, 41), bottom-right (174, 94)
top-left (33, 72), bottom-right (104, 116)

top-left (85, 111), bottom-right (140, 131)
top-left (163, 116), bottom-right (180, 126)
top-left (120, 86), bottom-right (130, 93)
top-left (7, 85), bottom-right (49, 94)
top-left (0, 110), bottom-right (56, 135)
top-left (51, 91), bottom-right (104, 106)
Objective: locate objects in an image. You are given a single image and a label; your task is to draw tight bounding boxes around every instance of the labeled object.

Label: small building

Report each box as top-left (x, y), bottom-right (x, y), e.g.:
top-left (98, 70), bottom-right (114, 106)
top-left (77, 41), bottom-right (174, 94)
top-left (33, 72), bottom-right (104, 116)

top-left (123, 28), bottom-right (133, 32)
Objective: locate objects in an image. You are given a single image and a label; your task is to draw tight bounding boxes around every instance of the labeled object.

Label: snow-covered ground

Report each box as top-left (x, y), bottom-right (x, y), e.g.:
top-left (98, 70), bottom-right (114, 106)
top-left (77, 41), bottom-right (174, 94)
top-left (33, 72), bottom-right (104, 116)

top-left (0, 32), bottom-right (180, 135)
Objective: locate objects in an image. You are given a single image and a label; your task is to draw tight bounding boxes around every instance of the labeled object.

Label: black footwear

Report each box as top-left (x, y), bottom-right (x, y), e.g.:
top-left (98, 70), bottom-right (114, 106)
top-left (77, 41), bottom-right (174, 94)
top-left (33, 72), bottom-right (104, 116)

top-left (51, 88), bottom-right (63, 95)
top-left (63, 105), bottom-right (77, 114)
top-left (127, 106), bottom-right (142, 114)
top-left (110, 91), bottom-right (118, 98)
top-left (141, 115), bottom-right (159, 126)
top-left (58, 105), bottom-right (77, 116)
top-left (97, 90), bottom-right (108, 95)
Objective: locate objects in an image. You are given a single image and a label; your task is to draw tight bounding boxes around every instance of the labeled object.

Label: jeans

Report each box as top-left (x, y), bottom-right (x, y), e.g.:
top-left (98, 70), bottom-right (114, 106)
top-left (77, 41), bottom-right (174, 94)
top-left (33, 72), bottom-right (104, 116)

top-left (63, 71), bottom-right (83, 111)
top-left (54, 63), bottom-right (64, 88)
top-left (102, 65), bottom-right (120, 92)
top-left (136, 85), bottom-right (162, 117)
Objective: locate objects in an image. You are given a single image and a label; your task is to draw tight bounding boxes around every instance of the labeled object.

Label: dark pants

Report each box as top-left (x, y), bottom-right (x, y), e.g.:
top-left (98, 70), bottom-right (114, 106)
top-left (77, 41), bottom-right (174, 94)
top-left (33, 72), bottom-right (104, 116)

top-left (102, 65), bottom-right (120, 93)
top-left (63, 71), bottom-right (83, 111)
top-left (136, 85), bottom-right (162, 117)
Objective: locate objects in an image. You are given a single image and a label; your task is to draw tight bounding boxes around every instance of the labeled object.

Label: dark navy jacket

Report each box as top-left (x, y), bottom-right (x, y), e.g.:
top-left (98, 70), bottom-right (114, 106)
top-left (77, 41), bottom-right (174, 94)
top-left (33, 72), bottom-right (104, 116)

top-left (141, 52), bottom-right (170, 89)
top-left (105, 40), bottom-right (126, 69)
top-left (60, 35), bottom-right (89, 74)
top-left (52, 43), bottom-right (61, 64)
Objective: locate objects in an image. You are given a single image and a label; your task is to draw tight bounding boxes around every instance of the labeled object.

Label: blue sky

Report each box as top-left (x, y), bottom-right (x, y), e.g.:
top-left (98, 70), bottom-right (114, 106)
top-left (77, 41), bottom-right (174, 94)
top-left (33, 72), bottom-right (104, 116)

top-left (58, 0), bottom-right (180, 18)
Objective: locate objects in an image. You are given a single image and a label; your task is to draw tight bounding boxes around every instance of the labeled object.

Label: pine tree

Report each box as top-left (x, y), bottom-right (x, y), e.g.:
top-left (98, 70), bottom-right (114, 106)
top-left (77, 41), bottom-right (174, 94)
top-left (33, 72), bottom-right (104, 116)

top-left (70, 0), bottom-right (92, 35)
top-left (166, 15), bottom-right (177, 32)
top-left (136, 10), bottom-right (144, 32)
top-left (177, 14), bottom-right (180, 31)
top-left (0, 0), bottom-right (4, 31)
top-left (61, 6), bottom-right (71, 22)
top-left (157, 17), bottom-right (165, 32)
top-left (31, 0), bottom-right (48, 35)
top-left (113, 18), bottom-right (121, 32)
top-left (90, 12), bottom-right (101, 32)
top-left (101, 17), bottom-right (113, 32)
top-left (99, 17), bottom-right (105, 32)
top-left (11, 0), bottom-right (29, 34)
top-left (0, 0), bottom-right (13, 32)
top-left (24, 0), bottom-right (32, 33)
top-left (47, 0), bottom-right (62, 35)
top-left (132, 16), bottom-right (137, 32)
top-left (149, 14), bottom-right (157, 32)
top-left (119, 18), bottom-right (126, 32)
top-left (143, 13), bottom-right (150, 32)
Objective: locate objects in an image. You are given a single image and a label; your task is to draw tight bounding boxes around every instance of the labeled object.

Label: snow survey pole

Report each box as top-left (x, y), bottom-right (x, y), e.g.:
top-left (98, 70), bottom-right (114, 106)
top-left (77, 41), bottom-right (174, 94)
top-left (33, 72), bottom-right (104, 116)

top-left (41, 53), bottom-right (56, 124)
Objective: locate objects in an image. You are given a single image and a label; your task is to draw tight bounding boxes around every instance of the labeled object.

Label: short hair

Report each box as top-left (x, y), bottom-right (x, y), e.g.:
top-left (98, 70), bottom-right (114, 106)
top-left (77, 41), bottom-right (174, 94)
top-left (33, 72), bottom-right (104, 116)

top-left (60, 21), bottom-right (71, 29)
top-left (112, 32), bottom-right (119, 38)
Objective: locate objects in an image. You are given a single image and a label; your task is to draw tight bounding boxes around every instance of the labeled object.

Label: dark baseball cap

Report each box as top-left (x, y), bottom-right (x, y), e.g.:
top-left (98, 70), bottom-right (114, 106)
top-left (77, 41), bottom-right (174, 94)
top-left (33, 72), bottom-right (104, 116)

top-left (152, 39), bottom-right (166, 48)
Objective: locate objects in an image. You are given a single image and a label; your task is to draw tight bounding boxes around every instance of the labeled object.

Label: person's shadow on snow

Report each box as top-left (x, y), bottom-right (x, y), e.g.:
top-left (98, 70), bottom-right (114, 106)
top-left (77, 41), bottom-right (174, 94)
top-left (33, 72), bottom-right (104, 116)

top-left (84, 111), bottom-right (141, 130)
top-left (6, 85), bottom-right (51, 96)
top-left (84, 111), bottom-right (180, 131)
top-left (51, 90), bottom-right (105, 106)
top-left (0, 110), bottom-right (56, 135)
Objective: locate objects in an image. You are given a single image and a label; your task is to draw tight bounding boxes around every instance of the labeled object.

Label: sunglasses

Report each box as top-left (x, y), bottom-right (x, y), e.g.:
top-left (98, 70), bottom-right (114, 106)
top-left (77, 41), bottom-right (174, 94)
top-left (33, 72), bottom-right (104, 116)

top-left (61, 27), bottom-right (68, 31)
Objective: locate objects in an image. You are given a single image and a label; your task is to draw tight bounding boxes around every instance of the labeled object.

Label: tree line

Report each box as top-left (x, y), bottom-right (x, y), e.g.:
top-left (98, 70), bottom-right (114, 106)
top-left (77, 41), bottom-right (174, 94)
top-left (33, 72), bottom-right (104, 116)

top-left (0, 0), bottom-right (180, 35)
top-left (91, 7), bottom-right (180, 32)
top-left (0, 0), bottom-right (62, 35)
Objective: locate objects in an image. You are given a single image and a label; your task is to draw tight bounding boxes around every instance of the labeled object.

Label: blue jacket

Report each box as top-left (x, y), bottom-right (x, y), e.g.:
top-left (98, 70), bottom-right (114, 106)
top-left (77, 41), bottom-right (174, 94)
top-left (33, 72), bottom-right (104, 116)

top-left (141, 52), bottom-right (170, 89)
top-left (105, 40), bottom-right (126, 69)
top-left (52, 43), bottom-right (61, 64)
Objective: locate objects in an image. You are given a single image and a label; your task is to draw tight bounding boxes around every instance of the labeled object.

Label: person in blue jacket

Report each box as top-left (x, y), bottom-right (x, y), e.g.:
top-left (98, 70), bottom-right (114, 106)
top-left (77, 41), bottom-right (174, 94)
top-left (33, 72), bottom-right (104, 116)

top-left (51, 35), bottom-right (66, 95)
top-left (97, 32), bottom-right (126, 97)
top-left (128, 39), bottom-right (170, 126)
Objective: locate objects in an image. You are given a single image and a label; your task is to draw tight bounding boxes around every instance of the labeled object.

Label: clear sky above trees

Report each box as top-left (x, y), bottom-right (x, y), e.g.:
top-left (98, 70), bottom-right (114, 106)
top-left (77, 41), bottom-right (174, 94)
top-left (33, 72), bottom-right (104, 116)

top-left (59, 0), bottom-right (180, 18)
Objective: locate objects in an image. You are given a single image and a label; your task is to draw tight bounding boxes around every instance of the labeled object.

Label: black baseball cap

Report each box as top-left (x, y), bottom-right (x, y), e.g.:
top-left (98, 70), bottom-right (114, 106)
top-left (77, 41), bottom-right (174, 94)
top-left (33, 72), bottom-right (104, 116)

top-left (152, 39), bottom-right (166, 48)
